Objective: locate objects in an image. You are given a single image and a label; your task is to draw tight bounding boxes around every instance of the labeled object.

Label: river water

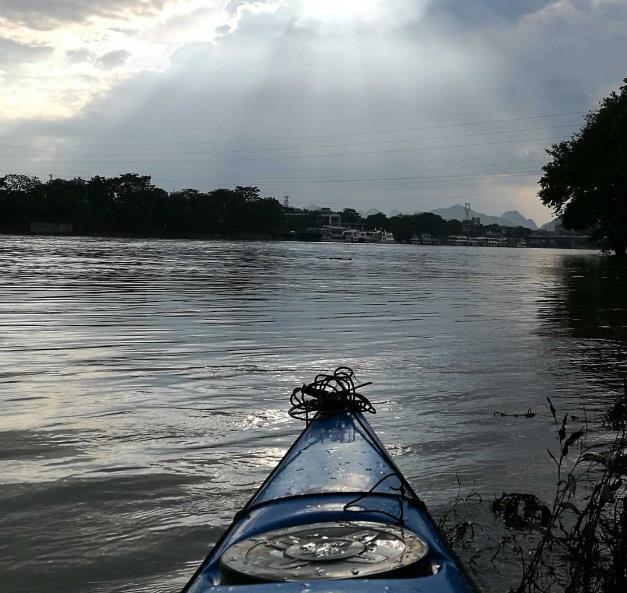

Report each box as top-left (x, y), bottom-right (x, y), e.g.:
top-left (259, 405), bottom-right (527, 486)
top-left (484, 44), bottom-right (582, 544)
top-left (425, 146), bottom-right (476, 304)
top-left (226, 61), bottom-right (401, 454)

top-left (1, 237), bottom-right (626, 593)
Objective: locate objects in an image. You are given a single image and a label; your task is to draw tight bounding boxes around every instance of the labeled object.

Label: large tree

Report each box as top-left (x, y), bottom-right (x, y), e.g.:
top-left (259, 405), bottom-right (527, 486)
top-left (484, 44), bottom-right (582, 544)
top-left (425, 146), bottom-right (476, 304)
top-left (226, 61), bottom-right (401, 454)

top-left (539, 79), bottom-right (627, 255)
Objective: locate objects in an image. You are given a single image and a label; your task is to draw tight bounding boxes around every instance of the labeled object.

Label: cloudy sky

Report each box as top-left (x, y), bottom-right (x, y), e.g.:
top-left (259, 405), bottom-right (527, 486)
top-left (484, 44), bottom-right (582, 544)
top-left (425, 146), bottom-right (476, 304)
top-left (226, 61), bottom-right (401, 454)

top-left (1, 0), bottom-right (626, 223)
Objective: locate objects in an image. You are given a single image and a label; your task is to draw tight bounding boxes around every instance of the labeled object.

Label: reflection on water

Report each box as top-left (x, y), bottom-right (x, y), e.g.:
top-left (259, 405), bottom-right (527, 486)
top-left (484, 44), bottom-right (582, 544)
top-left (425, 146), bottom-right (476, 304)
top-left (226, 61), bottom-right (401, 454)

top-left (539, 255), bottom-right (627, 397)
top-left (0, 237), bottom-right (625, 593)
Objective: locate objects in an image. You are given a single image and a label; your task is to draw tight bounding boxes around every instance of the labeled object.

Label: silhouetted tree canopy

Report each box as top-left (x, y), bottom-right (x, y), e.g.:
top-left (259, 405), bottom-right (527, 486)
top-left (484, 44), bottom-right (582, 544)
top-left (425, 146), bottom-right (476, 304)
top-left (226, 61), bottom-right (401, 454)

top-left (342, 208), bottom-right (362, 225)
top-left (0, 174), bottom-right (286, 238)
top-left (539, 79), bottom-right (627, 255)
top-left (387, 212), bottom-right (452, 242)
top-left (365, 212), bottom-right (465, 241)
top-left (505, 225), bottom-right (533, 239)
top-left (0, 173), bottom-right (548, 244)
top-left (364, 212), bottom-right (389, 229)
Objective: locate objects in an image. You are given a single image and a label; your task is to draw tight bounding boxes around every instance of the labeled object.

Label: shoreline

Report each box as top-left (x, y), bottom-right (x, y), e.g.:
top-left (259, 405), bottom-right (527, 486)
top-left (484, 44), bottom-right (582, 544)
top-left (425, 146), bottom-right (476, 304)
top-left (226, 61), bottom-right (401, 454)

top-left (0, 231), bottom-right (599, 250)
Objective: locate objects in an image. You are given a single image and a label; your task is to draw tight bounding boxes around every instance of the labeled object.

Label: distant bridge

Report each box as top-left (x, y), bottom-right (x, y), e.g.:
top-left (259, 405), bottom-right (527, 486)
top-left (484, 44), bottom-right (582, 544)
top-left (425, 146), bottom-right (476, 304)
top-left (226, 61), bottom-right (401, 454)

top-left (528, 233), bottom-right (593, 249)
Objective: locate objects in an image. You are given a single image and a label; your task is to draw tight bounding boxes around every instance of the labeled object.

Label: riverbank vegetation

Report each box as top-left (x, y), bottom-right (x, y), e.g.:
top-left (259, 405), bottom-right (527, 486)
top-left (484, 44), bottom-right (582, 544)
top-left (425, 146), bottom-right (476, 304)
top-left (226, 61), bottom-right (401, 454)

top-left (0, 172), bottom-right (534, 242)
top-left (0, 175), bottom-right (286, 238)
top-left (540, 79), bottom-right (627, 256)
top-left (443, 387), bottom-right (627, 593)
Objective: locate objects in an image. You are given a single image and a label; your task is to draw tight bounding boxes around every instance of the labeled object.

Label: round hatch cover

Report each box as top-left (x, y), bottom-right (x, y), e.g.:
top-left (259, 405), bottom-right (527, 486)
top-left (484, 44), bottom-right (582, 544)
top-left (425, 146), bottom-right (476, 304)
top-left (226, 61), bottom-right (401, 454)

top-left (220, 520), bottom-right (429, 582)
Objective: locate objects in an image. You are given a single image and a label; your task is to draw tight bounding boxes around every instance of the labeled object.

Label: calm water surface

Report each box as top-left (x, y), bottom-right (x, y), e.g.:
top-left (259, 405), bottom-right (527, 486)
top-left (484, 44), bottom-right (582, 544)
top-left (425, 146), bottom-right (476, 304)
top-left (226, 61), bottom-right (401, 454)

top-left (1, 237), bottom-right (626, 593)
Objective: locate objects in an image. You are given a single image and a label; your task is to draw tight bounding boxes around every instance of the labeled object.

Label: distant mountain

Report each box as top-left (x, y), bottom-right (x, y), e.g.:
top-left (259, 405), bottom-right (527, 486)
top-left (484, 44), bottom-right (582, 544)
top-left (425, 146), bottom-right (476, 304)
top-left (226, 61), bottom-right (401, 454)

top-left (541, 218), bottom-right (561, 231)
top-left (429, 204), bottom-right (538, 229)
top-left (501, 210), bottom-right (538, 230)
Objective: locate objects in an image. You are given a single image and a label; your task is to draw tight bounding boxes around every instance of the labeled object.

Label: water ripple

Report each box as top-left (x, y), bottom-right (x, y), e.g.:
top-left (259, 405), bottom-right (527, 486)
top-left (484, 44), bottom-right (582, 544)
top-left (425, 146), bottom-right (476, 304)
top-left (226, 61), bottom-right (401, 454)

top-left (1, 237), bottom-right (625, 592)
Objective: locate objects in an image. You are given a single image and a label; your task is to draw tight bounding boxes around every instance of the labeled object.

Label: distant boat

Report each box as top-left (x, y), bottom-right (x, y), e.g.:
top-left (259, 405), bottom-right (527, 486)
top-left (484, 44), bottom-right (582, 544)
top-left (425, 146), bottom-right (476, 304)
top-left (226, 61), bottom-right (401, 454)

top-left (411, 233), bottom-right (440, 245)
top-left (321, 225), bottom-right (348, 241)
top-left (379, 230), bottom-right (395, 244)
top-left (342, 229), bottom-right (395, 243)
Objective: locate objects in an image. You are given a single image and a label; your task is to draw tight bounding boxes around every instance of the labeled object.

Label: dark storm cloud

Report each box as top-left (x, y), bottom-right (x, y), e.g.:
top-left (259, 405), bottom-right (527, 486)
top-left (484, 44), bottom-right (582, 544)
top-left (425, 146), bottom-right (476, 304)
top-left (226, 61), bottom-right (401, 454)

top-left (0, 0), bottom-right (167, 29)
top-left (0, 36), bottom-right (53, 64)
top-left (96, 49), bottom-right (131, 69)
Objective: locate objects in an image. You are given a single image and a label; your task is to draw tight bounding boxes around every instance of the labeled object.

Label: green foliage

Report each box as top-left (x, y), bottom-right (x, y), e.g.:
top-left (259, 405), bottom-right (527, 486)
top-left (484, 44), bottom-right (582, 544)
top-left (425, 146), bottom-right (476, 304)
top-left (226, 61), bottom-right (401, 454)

top-left (364, 212), bottom-right (389, 229)
top-left (513, 396), bottom-right (627, 593)
top-left (342, 208), bottom-right (362, 225)
top-left (445, 218), bottom-right (463, 235)
top-left (0, 173), bottom-right (42, 193)
top-left (388, 212), bottom-right (452, 242)
top-left (539, 78), bottom-right (627, 255)
top-left (441, 393), bottom-right (627, 593)
top-left (484, 223), bottom-right (502, 234)
top-left (0, 172), bottom-right (540, 242)
top-left (0, 175), bottom-right (286, 238)
top-left (284, 208), bottom-right (319, 233)
top-left (506, 226), bottom-right (533, 239)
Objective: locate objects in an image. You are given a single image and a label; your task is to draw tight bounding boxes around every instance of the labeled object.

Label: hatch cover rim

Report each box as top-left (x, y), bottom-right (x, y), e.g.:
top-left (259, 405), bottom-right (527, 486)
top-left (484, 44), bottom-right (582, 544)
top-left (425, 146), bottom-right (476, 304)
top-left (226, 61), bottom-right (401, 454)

top-left (219, 520), bottom-right (429, 582)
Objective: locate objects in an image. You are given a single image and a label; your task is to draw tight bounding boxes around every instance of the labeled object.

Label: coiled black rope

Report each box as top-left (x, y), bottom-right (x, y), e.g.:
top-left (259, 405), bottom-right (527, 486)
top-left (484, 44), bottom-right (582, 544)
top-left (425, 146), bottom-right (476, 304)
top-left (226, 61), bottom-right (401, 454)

top-left (288, 366), bottom-right (375, 423)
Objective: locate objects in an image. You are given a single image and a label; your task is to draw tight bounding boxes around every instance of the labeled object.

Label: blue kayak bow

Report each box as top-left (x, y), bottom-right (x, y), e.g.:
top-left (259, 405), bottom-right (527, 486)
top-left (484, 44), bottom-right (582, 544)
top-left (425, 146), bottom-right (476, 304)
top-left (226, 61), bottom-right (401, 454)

top-left (182, 368), bottom-right (478, 593)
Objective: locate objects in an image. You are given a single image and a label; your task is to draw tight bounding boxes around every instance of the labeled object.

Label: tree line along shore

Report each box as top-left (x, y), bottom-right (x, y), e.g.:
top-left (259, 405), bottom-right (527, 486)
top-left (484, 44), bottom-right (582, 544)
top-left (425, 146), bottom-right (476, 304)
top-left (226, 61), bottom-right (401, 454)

top-left (2, 78), bottom-right (627, 253)
top-left (0, 173), bottom-right (546, 243)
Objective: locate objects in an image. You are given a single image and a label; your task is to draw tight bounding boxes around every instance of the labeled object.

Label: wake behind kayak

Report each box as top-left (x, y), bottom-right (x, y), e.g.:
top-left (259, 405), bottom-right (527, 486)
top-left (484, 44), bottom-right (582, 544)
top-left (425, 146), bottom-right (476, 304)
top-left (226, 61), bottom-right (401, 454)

top-left (182, 367), bottom-right (478, 593)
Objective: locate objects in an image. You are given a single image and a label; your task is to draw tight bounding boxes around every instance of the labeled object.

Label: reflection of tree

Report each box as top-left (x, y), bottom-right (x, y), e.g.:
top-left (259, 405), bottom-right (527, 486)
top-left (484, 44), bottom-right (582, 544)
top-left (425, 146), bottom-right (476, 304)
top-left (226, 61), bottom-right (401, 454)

top-left (540, 255), bottom-right (627, 387)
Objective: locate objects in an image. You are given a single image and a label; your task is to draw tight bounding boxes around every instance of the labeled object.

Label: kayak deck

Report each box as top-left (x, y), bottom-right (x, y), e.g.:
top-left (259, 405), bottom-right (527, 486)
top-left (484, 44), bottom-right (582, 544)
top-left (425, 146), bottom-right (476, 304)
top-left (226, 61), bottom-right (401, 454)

top-left (251, 409), bottom-right (414, 504)
top-left (183, 411), bottom-right (477, 592)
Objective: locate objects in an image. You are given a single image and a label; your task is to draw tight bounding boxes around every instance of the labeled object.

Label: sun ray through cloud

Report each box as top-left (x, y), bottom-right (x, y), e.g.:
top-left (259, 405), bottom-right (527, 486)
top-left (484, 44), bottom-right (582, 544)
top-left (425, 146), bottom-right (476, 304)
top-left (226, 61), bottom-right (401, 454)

top-left (1, 0), bottom-right (626, 223)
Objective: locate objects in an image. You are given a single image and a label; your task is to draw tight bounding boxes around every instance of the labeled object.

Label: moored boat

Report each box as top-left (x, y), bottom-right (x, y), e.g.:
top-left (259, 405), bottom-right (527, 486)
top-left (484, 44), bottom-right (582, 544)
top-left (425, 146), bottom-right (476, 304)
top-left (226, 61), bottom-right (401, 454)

top-left (182, 368), bottom-right (478, 593)
top-left (342, 229), bottom-right (395, 243)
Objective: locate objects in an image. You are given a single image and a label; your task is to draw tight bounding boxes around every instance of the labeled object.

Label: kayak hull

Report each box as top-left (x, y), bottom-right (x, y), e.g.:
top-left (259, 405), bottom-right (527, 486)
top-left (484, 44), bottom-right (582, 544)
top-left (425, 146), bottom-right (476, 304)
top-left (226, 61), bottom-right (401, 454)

top-left (183, 412), bottom-right (478, 593)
